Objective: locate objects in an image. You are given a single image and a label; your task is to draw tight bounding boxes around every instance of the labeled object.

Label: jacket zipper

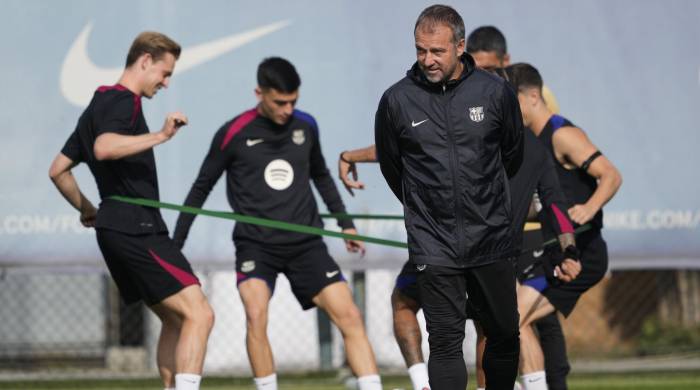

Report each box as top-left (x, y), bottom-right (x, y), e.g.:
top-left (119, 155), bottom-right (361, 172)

top-left (443, 83), bottom-right (465, 262)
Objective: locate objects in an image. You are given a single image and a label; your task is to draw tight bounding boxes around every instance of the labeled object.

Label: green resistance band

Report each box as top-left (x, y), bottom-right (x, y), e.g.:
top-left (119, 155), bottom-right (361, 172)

top-left (110, 196), bottom-right (408, 249)
top-left (110, 196), bottom-right (591, 254)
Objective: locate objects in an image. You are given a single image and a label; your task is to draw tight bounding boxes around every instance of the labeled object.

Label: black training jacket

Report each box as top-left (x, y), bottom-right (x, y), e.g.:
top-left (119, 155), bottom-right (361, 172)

top-left (375, 54), bottom-right (524, 268)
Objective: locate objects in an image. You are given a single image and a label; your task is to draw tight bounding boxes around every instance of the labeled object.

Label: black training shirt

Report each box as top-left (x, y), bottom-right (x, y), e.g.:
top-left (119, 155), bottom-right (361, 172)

top-left (60, 85), bottom-right (167, 234)
top-left (173, 108), bottom-right (354, 247)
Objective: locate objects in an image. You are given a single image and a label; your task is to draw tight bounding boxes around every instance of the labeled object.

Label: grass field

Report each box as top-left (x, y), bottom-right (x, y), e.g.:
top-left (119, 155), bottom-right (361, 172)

top-left (1, 371), bottom-right (699, 390)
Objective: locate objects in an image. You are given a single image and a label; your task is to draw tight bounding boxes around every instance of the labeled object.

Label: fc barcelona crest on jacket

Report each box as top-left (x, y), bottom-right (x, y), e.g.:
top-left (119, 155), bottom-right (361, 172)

top-left (292, 129), bottom-right (305, 145)
top-left (469, 106), bottom-right (484, 122)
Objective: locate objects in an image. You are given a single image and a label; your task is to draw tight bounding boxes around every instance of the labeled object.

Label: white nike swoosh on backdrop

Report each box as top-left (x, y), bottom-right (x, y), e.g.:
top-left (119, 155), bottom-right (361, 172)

top-left (60, 20), bottom-right (291, 106)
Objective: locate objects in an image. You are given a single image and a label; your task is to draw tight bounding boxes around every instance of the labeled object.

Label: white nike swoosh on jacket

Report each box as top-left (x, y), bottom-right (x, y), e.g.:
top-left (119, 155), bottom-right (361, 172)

top-left (60, 20), bottom-right (291, 106)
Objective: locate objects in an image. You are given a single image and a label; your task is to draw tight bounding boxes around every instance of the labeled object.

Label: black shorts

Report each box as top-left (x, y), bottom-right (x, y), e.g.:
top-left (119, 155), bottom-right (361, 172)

top-left (518, 229), bottom-right (609, 317)
top-left (394, 259), bottom-right (420, 303)
top-left (235, 238), bottom-right (345, 310)
top-left (96, 229), bottom-right (200, 306)
top-left (517, 228), bottom-right (548, 285)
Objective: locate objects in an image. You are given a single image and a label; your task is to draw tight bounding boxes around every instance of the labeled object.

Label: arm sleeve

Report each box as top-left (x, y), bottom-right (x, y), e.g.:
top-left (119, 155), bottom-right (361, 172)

top-left (309, 125), bottom-right (355, 230)
top-left (96, 93), bottom-right (135, 136)
top-left (499, 83), bottom-right (524, 178)
top-left (60, 129), bottom-right (84, 163)
top-left (375, 93), bottom-right (404, 203)
top-left (172, 128), bottom-right (232, 248)
top-left (537, 154), bottom-right (575, 236)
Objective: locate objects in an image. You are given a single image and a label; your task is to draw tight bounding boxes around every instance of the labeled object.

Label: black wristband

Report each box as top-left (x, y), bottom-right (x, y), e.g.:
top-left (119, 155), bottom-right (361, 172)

top-left (339, 151), bottom-right (352, 164)
top-left (563, 245), bottom-right (580, 261)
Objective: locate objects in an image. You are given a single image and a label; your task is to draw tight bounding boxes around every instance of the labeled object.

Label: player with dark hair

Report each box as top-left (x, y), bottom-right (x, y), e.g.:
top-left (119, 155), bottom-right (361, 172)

top-left (466, 25), bottom-right (560, 115)
top-left (173, 57), bottom-right (382, 390)
top-left (49, 31), bottom-right (214, 390)
top-left (466, 25), bottom-right (572, 390)
top-left (503, 62), bottom-right (622, 390)
top-left (466, 26), bottom-right (509, 71)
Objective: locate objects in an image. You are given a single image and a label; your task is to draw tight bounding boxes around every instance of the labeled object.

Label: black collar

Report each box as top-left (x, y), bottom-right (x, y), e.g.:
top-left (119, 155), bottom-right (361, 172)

top-left (407, 52), bottom-right (475, 91)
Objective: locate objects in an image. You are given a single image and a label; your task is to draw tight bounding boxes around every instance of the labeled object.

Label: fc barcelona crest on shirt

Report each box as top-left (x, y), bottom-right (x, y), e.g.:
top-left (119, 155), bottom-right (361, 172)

top-left (292, 129), bottom-right (305, 145)
top-left (469, 106), bottom-right (484, 122)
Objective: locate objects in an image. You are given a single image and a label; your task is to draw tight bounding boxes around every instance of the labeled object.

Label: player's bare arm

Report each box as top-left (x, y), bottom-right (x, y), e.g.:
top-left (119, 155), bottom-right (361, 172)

top-left (93, 112), bottom-right (188, 160)
top-left (553, 126), bottom-right (622, 224)
top-left (48, 153), bottom-right (97, 227)
top-left (338, 144), bottom-right (377, 195)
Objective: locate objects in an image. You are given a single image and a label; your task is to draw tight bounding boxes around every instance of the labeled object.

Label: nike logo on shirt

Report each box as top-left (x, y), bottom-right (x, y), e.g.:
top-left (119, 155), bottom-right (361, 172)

top-left (412, 119), bottom-right (428, 127)
top-left (246, 138), bottom-right (265, 147)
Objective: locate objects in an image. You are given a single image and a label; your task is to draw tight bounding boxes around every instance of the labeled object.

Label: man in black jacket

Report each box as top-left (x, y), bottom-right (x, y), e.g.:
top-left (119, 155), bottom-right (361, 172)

top-left (375, 5), bottom-right (525, 389)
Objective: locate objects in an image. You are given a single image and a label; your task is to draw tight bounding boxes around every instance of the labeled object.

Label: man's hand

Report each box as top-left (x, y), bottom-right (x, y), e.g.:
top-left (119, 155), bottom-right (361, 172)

top-left (342, 228), bottom-right (366, 256)
top-left (160, 112), bottom-right (188, 141)
top-left (338, 152), bottom-right (365, 196)
top-left (555, 259), bottom-right (581, 283)
top-left (79, 204), bottom-right (97, 228)
top-left (568, 203), bottom-right (598, 225)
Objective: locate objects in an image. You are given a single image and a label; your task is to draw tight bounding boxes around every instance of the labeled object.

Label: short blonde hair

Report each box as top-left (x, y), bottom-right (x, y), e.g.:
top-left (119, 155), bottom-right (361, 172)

top-left (125, 31), bottom-right (181, 68)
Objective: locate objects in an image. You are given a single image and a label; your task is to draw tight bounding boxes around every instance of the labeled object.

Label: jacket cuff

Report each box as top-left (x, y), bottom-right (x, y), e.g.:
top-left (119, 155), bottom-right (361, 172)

top-left (339, 219), bottom-right (355, 230)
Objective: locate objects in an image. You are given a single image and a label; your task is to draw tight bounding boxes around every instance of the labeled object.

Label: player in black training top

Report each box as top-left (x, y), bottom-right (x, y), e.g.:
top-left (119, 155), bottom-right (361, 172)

top-left (48, 32), bottom-right (214, 390)
top-left (503, 63), bottom-right (622, 390)
top-left (173, 58), bottom-right (383, 390)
